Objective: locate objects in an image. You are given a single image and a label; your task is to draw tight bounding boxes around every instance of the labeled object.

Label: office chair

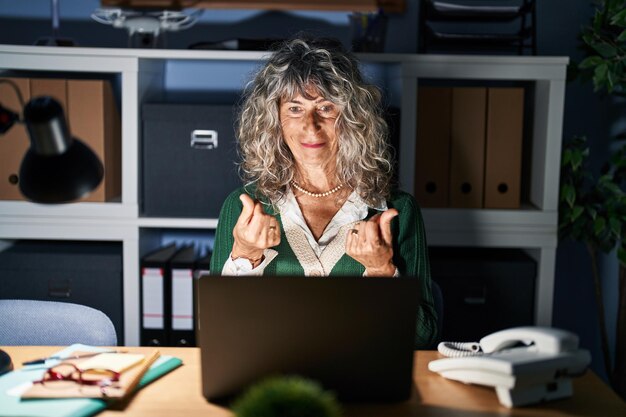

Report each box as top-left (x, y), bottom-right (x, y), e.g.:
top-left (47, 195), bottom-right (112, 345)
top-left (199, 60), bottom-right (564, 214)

top-left (0, 299), bottom-right (117, 346)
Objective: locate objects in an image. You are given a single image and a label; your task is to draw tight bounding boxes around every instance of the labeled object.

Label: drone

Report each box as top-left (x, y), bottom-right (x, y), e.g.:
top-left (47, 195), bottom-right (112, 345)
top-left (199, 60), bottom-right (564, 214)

top-left (91, 8), bottom-right (203, 46)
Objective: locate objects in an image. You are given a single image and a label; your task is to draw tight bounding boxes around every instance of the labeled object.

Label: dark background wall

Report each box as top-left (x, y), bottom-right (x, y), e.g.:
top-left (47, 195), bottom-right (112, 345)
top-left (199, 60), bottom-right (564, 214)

top-left (0, 0), bottom-right (618, 383)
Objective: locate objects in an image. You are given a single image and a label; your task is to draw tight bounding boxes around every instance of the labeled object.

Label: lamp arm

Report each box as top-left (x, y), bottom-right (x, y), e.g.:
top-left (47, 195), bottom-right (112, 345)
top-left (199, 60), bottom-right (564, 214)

top-left (0, 79), bottom-right (25, 116)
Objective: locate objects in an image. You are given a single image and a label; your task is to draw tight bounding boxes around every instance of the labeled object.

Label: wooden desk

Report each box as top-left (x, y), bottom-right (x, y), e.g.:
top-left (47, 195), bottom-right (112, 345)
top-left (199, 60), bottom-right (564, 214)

top-left (3, 346), bottom-right (625, 417)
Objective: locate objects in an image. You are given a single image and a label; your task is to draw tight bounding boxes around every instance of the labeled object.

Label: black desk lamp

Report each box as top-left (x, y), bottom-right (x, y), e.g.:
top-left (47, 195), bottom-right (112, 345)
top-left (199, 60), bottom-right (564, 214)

top-left (19, 97), bottom-right (104, 203)
top-left (0, 80), bottom-right (103, 203)
top-left (0, 80), bottom-right (104, 374)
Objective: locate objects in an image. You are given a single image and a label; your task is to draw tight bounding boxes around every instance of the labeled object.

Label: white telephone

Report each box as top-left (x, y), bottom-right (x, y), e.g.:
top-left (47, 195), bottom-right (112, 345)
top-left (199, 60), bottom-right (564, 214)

top-left (428, 326), bottom-right (591, 408)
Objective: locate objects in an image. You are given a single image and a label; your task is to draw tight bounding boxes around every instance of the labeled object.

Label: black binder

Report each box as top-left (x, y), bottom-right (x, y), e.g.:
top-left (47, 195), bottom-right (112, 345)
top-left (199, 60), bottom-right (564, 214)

top-left (140, 243), bottom-right (178, 346)
top-left (194, 250), bottom-right (212, 278)
top-left (169, 245), bottom-right (197, 347)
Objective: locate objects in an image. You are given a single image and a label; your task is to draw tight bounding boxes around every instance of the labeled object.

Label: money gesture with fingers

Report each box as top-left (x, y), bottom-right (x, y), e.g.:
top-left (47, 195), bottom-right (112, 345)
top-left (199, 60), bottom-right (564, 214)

top-left (232, 194), bottom-right (281, 264)
top-left (346, 209), bottom-right (399, 277)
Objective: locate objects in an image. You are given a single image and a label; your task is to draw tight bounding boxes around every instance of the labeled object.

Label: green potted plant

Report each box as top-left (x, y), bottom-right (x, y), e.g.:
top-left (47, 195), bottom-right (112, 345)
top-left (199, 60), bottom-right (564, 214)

top-left (232, 376), bottom-right (342, 417)
top-left (559, 0), bottom-right (626, 398)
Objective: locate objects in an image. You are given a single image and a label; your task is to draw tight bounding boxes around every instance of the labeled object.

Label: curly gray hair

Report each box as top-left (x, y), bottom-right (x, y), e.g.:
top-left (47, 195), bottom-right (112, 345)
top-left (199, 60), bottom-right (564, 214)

top-left (237, 37), bottom-right (393, 207)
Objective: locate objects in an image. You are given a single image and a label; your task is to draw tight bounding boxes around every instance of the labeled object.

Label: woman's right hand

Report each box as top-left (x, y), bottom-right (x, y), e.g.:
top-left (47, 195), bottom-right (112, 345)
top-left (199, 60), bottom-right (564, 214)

top-left (231, 194), bottom-right (281, 262)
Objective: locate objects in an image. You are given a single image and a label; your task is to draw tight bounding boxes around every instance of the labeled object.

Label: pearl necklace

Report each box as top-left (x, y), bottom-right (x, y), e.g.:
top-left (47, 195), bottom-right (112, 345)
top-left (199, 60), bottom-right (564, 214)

top-left (291, 181), bottom-right (343, 198)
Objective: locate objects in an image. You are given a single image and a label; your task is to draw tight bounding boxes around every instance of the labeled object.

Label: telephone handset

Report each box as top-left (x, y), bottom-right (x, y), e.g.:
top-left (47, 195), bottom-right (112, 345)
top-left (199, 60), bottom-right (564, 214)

top-left (480, 326), bottom-right (580, 354)
top-left (428, 326), bottom-right (591, 408)
top-left (437, 326), bottom-right (581, 357)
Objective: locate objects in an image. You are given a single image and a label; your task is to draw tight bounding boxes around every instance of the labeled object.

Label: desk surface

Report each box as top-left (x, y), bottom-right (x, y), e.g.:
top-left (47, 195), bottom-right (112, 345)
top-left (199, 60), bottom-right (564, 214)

top-left (3, 346), bottom-right (625, 417)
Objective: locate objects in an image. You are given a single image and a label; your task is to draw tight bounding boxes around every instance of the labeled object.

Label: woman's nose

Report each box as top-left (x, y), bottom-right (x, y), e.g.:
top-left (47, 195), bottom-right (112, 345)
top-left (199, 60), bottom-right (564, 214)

top-left (303, 110), bottom-right (321, 131)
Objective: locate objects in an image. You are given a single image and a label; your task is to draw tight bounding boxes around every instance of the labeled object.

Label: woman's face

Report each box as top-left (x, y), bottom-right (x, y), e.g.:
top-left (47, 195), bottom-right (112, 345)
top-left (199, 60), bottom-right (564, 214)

top-left (279, 86), bottom-right (340, 170)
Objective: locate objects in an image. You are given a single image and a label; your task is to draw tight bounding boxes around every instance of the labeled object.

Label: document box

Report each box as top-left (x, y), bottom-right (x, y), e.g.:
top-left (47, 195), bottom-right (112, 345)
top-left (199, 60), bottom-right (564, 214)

top-left (430, 248), bottom-right (536, 342)
top-left (0, 240), bottom-right (124, 344)
top-left (142, 103), bottom-right (241, 218)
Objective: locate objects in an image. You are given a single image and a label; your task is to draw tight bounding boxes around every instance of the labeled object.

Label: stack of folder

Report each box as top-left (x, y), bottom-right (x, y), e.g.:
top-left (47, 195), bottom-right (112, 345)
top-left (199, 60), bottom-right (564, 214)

top-left (415, 86), bottom-right (525, 209)
top-left (140, 244), bottom-right (212, 347)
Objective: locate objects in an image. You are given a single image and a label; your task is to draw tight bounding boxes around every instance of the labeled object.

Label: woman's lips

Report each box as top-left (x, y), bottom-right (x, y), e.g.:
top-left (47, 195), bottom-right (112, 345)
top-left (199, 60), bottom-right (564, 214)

top-left (301, 142), bottom-right (325, 148)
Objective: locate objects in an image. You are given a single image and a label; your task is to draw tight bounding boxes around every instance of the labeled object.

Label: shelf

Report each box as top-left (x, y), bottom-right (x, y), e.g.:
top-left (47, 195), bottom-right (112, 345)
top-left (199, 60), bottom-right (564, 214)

top-left (0, 217), bottom-right (138, 241)
top-left (0, 201), bottom-right (136, 219)
top-left (0, 45), bottom-right (568, 343)
top-left (138, 217), bottom-right (219, 229)
top-left (99, 0), bottom-right (405, 13)
top-left (0, 45), bottom-right (568, 66)
top-left (422, 208), bottom-right (557, 248)
top-left (399, 54), bottom-right (567, 81)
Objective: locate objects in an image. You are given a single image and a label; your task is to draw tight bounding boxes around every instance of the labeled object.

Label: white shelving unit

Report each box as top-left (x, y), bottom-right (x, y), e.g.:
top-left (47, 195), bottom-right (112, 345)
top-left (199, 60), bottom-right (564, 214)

top-left (0, 45), bottom-right (568, 346)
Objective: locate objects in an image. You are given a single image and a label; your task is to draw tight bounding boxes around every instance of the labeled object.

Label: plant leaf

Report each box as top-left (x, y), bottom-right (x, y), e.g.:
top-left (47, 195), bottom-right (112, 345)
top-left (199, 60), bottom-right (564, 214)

top-left (562, 148), bottom-right (572, 166)
top-left (602, 179), bottom-right (622, 195)
top-left (595, 216), bottom-right (607, 236)
top-left (609, 217), bottom-right (622, 237)
top-left (572, 205), bottom-right (585, 221)
top-left (607, 67), bottom-right (615, 92)
top-left (593, 9), bottom-right (603, 31)
top-left (591, 42), bottom-right (617, 58)
top-left (594, 62), bottom-right (609, 91)
top-left (610, 8), bottom-right (626, 27)
top-left (571, 148), bottom-right (585, 170)
top-left (562, 183), bottom-right (576, 207)
top-left (579, 55), bottom-right (604, 69)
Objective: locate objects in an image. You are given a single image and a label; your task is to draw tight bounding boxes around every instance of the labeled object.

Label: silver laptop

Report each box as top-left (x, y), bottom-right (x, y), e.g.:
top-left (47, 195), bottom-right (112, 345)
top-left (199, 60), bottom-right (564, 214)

top-left (196, 275), bottom-right (420, 403)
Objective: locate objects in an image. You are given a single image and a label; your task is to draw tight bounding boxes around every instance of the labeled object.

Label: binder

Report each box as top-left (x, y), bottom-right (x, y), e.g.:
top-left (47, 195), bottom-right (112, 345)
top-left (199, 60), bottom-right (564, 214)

top-left (484, 88), bottom-right (524, 209)
top-left (169, 245), bottom-right (197, 347)
top-left (415, 87), bottom-right (452, 207)
top-left (194, 250), bottom-right (212, 278)
top-left (140, 243), bottom-right (178, 346)
top-left (449, 87), bottom-right (487, 208)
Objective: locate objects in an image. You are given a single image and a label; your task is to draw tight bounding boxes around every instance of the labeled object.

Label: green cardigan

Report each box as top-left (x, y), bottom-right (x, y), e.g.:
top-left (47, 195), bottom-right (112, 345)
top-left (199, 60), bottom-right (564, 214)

top-left (210, 187), bottom-right (438, 348)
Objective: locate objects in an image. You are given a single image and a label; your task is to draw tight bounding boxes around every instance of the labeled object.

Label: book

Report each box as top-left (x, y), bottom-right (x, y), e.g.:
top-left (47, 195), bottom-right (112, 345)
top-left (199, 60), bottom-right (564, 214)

top-left (78, 352), bottom-right (145, 373)
top-left (0, 344), bottom-right (182, 417)
top-left (21, 350), bottom-right (159, 399)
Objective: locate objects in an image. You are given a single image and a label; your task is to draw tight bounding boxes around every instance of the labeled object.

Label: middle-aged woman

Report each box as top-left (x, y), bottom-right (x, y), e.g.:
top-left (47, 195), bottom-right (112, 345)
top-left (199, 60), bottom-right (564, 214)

top-left (210, 37), bottom-right (437, 348)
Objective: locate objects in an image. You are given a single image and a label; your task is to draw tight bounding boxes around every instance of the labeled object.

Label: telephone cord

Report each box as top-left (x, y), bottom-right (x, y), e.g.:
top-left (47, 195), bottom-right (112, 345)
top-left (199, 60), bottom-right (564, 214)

top-left (437, 341), bottom-right (484, 357)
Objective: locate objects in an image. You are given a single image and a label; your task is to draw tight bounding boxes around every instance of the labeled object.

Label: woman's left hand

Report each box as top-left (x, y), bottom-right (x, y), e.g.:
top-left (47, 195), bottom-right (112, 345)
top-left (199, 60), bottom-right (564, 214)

top-left (346, 209), bottom-right (399, 277)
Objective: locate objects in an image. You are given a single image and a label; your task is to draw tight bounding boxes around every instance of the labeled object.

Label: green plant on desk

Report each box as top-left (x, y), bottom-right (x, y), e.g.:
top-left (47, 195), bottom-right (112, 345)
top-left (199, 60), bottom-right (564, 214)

top-left (232, 375), bottom-right (341, 417)
top-left (560, 0), bottom-right (626, 399)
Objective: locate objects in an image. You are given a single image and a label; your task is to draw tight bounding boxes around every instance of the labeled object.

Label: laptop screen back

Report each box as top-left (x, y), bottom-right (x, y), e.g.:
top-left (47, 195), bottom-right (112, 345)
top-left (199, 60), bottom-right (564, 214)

top-left (196, 276), bottom-right (420, 403)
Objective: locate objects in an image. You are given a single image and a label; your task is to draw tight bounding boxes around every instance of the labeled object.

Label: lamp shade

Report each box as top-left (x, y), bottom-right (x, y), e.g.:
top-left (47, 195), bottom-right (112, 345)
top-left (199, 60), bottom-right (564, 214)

top-left (19, 97), bottom-right (104, 204)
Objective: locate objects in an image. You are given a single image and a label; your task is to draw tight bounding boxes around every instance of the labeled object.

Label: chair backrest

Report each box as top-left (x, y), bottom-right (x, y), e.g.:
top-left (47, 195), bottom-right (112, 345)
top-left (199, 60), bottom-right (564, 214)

top-left (0, 299), bottom-right (117, 346)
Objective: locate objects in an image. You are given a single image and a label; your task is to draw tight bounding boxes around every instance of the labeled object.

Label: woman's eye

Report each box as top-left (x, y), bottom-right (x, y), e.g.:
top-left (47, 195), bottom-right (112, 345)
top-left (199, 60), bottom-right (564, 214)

top-left (288, 106), bottom-right (302, 113)
top-left (318, 105), bottom-right (336, 115)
